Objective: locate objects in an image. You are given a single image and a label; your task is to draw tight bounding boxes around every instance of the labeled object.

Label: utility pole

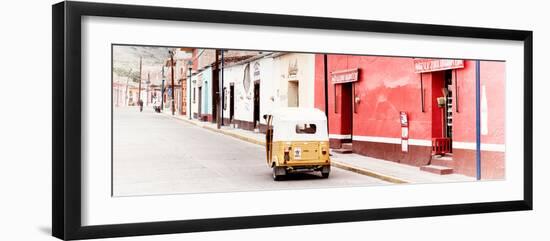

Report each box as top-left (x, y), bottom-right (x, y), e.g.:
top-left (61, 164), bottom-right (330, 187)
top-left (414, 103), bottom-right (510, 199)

top-left (170, 50), bottom-right (176, 116)
top-left (125, 68), bottom-right (132, 107)
top-left (221, 50), bottom-right (225, 126)
top-left (161, 79), bottom-right (165, 110)
top-left (188, 64), bottom-right (192, 120)
top-left (138, 57), bottom-right (142, 106)
top-left (215, 49), bottom-right (221, 129)
top-left (147, 72), bottom-right (150, 106)
top-left (161, 66), bottom-right (165, 111)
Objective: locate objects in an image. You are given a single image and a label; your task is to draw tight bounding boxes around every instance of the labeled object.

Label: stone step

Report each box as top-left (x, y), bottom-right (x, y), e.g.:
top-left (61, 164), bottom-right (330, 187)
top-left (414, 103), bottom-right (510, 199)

top-left (420, 165), bottom-right (454, 175)
top-left (432, 155), bottom-right (453, 161)
top-left (430, 158), bottom-right (454, 168)
top-left (341, 143), bottom-right (353, 150)
top-left (332, 148), bottom-right (353, 154)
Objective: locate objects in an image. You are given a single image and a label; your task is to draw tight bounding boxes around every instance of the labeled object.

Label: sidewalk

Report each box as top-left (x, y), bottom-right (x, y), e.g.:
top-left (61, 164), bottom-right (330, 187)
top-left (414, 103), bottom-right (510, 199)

top-left (330, 153), bottom-right (473, 183)
top-left (164, 112), bottom-right (474, 184)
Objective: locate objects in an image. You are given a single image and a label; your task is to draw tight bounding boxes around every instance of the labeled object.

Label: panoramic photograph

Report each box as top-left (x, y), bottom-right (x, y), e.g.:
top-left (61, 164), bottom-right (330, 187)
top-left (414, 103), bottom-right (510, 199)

top-left (112, 45), bottom-right (506, 197)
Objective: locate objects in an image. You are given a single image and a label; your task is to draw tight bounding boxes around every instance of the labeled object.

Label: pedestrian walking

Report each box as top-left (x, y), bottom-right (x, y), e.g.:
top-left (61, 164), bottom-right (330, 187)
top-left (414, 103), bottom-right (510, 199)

top-left (138, 99), bottom-right (143, 112)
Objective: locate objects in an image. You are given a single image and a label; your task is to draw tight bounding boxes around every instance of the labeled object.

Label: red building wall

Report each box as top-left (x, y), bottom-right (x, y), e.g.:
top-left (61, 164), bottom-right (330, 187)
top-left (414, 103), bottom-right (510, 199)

top-left (450, 61), bottom-right (505, 144)
top-left (314, 55), bottom-right (506, 179)
top-left (450, 60), bottom-right (506, 178)
top-left (316, 55), bottom-right (436, 142)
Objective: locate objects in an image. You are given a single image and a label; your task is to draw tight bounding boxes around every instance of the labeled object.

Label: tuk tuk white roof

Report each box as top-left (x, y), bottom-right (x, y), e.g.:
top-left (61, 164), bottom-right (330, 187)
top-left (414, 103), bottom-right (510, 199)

top-left (270, 108), bottom-right (329, 141)
top-left (270, 107), bottom-right (327, 122)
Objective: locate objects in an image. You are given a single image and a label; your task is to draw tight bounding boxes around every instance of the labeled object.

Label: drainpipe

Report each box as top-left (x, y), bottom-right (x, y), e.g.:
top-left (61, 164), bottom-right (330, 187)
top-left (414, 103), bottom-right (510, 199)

top-left (475, 60), bottom-right (481, 180)
top-left (420, 73), bottom-right (424, 112)
top-left (324, 54), bottom-right (329, 128)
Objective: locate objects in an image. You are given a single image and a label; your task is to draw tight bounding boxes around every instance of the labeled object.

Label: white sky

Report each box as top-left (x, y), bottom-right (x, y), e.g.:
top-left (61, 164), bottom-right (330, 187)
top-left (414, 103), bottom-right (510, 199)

top-left (112, 45), bottom-right (192, 84)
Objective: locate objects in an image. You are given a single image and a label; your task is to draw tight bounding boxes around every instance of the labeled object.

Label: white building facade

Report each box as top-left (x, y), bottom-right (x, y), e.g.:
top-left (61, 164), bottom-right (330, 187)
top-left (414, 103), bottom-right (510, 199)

top-left (219, 52), bottom-right (316, 132)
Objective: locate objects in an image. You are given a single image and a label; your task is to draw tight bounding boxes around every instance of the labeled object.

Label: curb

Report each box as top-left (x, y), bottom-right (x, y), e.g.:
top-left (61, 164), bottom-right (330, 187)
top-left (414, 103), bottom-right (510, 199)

top-left (168, 114), bottom-right (266, 146)
top-left (330, 160), bottom-right (409, 184)
top-left (203, 125), bottom-right (265, 146)
top-left (165, 113), bottom-right (408, 184)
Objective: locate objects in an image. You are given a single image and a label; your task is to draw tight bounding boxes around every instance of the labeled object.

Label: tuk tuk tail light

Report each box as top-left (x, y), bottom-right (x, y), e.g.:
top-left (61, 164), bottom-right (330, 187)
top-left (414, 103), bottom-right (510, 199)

top-left (321, 147), bottom-right (327, 155)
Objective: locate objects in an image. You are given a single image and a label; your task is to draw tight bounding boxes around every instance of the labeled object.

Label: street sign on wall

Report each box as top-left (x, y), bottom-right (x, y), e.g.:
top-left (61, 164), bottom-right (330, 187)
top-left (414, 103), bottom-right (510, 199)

top-left (400, 111), bottom-right (409, 152)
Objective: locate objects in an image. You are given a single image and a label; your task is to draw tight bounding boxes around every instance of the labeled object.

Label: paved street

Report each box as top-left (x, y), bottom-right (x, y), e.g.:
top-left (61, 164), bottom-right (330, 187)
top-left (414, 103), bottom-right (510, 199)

top-left (113, 106), bottom-right (389, 196)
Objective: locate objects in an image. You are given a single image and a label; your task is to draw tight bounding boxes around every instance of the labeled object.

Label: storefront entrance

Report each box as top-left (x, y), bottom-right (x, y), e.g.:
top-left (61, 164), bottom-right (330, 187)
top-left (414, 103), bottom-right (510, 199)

top-left (339, 82), bottom-right (353, 144)
top-left (197, 86), bottom-right (202, 118)
top-left (330, 68), bottom-right (359, 151)
top-left (430, 70), bottom-right (454, 155)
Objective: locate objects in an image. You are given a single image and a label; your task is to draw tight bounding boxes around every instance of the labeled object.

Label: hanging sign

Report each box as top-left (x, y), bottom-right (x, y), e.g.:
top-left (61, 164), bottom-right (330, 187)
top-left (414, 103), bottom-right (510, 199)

top-left (331, 68), bottom-right (359, 84)
top-left (414, 59), bottom-right (464, 73)
top-left (288, 59), bottom-right (298, 80)
top-left (253, 62), bottom-right (261, 81)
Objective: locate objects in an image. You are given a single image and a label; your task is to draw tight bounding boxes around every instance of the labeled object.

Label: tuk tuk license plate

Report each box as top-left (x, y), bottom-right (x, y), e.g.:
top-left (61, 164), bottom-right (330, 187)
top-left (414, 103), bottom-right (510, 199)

top-left (293, 147), bottom-right (302, 159)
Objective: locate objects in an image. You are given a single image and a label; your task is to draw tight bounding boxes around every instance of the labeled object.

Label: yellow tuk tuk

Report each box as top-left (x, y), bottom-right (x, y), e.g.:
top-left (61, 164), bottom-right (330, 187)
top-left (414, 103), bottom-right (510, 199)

top-left (263, 107), bottom-right (331, 181)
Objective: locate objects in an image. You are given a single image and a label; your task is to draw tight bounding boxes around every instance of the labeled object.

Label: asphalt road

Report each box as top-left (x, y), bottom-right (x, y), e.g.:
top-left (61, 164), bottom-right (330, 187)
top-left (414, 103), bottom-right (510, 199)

top-left (113, 106), bottom-right (389, 196)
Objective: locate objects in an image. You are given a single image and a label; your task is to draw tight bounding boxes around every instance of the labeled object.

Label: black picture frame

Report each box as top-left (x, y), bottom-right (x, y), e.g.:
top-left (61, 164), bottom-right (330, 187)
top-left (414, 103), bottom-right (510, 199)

top-left (52, 1), bottom-right (533, 240)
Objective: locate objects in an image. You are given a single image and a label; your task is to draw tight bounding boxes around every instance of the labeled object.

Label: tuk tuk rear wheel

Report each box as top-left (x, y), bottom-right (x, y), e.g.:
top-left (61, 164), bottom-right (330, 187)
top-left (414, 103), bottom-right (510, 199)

top-left (321, 165), bottom-right (330, 178)
top-left (272, 167), bottom-right (286, 181)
